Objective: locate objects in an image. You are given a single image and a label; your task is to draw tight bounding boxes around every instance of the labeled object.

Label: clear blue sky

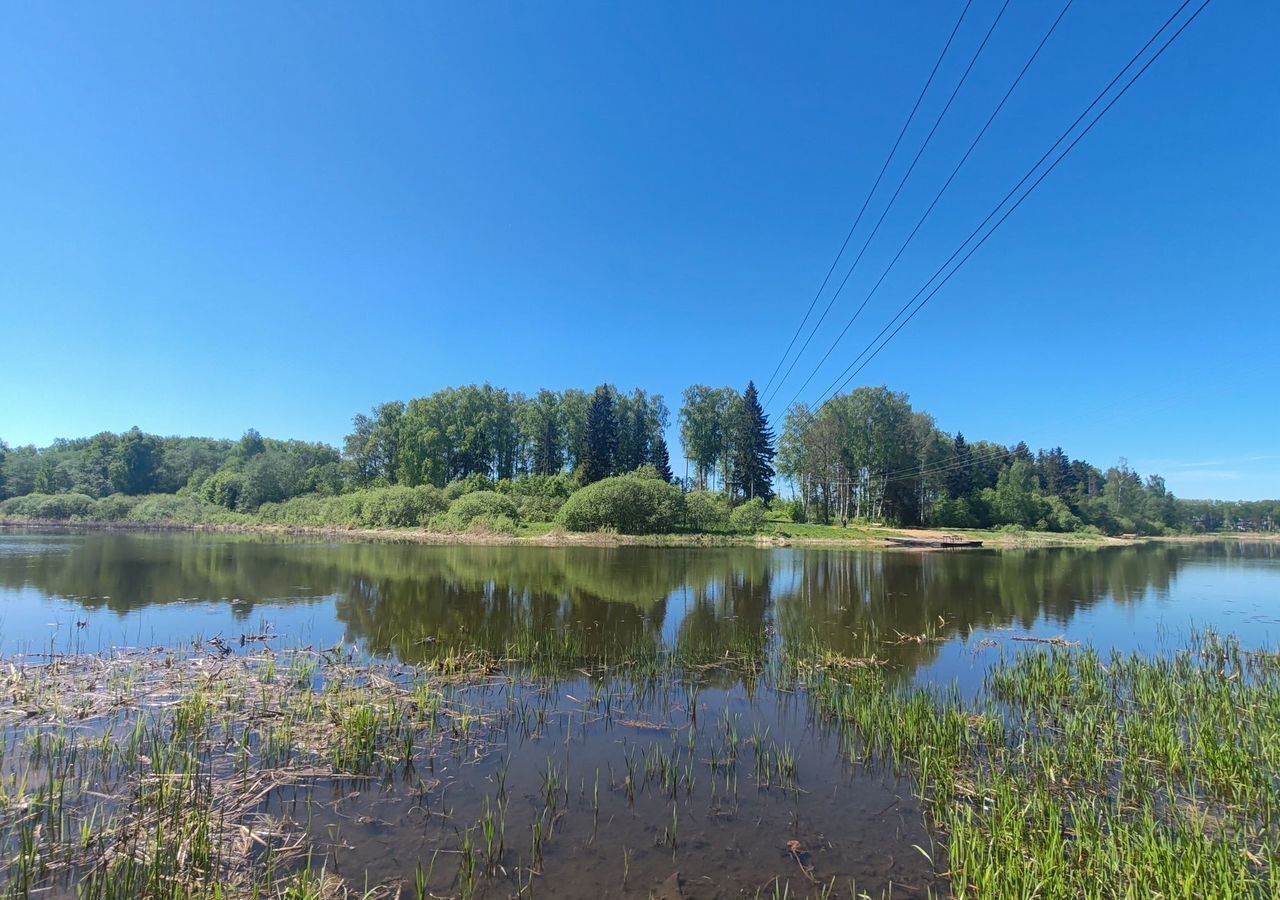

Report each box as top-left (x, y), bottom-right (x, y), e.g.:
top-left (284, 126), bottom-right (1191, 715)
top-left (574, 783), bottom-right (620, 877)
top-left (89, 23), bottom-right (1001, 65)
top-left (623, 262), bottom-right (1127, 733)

top-left (2, 1), bottom-right (1276, 499)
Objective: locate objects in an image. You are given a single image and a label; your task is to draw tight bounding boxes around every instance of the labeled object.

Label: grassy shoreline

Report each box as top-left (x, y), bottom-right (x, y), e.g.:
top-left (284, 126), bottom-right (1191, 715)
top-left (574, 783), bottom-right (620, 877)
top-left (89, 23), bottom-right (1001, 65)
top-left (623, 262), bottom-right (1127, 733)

top-left (0, 516), bottom-right (1153, 549)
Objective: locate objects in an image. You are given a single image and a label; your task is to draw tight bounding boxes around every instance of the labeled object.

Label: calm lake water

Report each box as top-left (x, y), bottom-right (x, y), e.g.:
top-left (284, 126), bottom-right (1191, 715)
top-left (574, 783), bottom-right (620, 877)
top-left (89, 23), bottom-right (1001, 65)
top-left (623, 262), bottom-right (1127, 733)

top-left (2, 529), bottom-right (1278, 897)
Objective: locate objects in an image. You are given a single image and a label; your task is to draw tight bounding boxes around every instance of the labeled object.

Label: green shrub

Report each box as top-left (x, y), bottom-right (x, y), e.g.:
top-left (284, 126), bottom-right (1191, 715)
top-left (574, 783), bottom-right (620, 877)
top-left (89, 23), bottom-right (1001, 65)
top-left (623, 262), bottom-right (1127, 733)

top-left (729, 498), bottom-right (767, 533)
top-left (555, 473), bottom-right (683, 534)
top-left (441, 491), bottom-right (520, 529)
top-left (496, 473), bottom-right (575, 500)
top-left (128, 494), bottom-right (247, 524)
top-left (256, 486), bottom-right (447, 528)
top-left (930, 497), bottom-right (979, 529)
top-left (257, 494), bottom-right (350, 527)
top-left (90, 493), bottom-right (143, 521)
top-left (1040, 495), bottom-right (1082, 533)
top-left (0, 492), bottom-right (95, 521)
top-left (356, 485), bottom-right (447, 527)
top-left (785, 499), bottom-right (807, 523)
top-left (517, 494), bottom-right (565, 522)
top-left (456, 514), bottom-right (519, 535)
top-left (684, 491), bottom-right (731, 531)
top-left (201, 470), bottom-right (248, 510)
top-left (443, 474), bottom-right (495, 501)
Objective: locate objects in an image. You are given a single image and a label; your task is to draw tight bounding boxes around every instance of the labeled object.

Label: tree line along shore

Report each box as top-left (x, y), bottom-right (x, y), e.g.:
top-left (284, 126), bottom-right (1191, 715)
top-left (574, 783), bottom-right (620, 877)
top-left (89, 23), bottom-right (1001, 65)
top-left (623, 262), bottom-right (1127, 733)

top-left (2, 381), bottom-right (1275, 537)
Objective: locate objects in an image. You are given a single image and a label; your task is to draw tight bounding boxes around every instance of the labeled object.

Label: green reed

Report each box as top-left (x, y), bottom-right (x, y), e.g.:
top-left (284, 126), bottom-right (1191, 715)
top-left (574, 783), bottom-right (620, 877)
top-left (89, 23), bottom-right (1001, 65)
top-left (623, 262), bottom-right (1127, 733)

top-left (798, 629), bottom-right (1280, 898)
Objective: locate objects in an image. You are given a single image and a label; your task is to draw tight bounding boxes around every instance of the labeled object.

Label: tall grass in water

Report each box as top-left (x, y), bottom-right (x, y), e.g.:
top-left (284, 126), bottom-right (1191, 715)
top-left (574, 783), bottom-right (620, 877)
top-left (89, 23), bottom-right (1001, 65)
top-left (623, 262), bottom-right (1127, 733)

top-left (0, 645), bottom-right (489, 899)
top-left (799, 629), bottom-right (1280, 897)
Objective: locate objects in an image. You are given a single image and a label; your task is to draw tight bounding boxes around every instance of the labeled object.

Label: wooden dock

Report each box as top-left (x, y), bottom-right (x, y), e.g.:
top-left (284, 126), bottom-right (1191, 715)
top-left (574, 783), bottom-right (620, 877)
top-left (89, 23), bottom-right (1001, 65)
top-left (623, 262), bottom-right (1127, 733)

top-left (886, 537), bottom-right (984, 549)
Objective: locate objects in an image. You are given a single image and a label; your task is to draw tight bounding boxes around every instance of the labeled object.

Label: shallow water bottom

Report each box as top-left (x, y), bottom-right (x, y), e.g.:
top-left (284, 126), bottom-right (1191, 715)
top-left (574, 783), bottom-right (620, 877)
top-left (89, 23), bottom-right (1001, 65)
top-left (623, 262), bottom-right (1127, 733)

top-left (273, 681), bottom-right (940, 898)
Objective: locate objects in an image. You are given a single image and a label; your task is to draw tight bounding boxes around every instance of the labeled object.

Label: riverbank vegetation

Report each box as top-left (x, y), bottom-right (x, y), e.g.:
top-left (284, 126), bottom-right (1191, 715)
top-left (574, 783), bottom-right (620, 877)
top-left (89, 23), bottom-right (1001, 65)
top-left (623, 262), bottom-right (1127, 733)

top-left (2, 381), bottom-right (1275, 537)
top-left (2, 627), bottom-right (1274, 897)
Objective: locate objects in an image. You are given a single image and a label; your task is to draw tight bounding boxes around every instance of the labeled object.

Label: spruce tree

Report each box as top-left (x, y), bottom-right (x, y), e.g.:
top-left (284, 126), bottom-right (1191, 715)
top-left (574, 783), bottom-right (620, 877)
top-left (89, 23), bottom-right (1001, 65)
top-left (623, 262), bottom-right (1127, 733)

top-left (628, 409), bottom-right (648, 472)
top-left (729, 381), bottom-right (775, 502)
top-left (651, 434), bottom-right (674, 484)
top-left (947, 432), bottom-right (972, 499)
top-left (581, 385), bottom-right (618, 484)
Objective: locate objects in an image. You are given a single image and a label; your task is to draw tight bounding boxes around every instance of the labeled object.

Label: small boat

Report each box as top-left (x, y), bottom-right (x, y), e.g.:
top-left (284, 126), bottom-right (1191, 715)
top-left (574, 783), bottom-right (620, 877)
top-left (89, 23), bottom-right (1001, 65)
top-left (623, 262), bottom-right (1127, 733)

top-left (886, 537), bottom-right (984, 549)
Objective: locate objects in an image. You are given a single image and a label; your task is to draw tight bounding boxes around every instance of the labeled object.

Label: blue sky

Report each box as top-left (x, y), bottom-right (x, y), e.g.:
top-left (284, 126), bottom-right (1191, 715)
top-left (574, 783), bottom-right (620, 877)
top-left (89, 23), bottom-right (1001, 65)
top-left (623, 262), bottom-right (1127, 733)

top-left (2, 1), bottom-right (1276, 499)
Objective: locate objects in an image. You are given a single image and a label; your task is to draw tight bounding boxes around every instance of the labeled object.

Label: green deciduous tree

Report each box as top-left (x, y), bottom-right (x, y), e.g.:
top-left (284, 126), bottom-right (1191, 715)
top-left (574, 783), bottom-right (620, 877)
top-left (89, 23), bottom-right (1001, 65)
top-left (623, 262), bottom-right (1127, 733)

top-left (344, 402), bottom-right (404, 487)
top-left (109, 427), bottom-right (163, 495)
top-left (520, 389), bottom-right (563, 476)
top-left (990, 459), bottom-right (1048, 527)
top-left (679, 385), bottom-right (737, 491)
top-left (34, 460), bottom-right (60, 494)
top-left (1103, 460), bottom-right (1145, 531)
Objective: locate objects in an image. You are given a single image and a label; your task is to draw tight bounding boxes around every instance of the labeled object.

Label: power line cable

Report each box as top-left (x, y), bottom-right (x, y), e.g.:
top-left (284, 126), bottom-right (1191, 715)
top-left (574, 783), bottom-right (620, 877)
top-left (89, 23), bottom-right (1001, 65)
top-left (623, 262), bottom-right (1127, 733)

top-left (759, 0), bottom-right (978, 400)
top-left (763, 0), bottom-right (1012, 408)
top-left (773, 0), bottom-right (1072, 414)
top-left (812, 0), bottom-right (1210, 412)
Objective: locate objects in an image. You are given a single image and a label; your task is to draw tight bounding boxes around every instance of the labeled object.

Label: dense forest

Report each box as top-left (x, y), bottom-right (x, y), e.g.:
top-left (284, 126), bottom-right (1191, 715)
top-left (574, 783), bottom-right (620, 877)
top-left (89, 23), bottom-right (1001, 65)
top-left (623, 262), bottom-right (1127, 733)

top-left (0, 382), bottom-right (1275, 535)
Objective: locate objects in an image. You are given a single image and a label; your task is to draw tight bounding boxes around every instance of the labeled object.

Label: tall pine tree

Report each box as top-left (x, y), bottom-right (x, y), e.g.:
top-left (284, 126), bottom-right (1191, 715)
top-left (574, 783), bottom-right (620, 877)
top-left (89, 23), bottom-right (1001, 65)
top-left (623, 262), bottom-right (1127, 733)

top-left (581, 385), bottom-right (618, 484)
top-left (650, 434), bottom-right (674, 484)
top-left (729, 381), bottom-right (775, 502)
top-left (946, 432), bottom-right (973, 498)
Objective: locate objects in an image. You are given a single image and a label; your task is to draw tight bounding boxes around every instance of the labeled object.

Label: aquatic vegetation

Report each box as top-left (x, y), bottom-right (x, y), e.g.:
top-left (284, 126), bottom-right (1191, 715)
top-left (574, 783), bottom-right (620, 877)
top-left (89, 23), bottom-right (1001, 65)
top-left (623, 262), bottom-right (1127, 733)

top-left (800, 629), bottom-right (1280, 897)
top-left (0, 646), bottom-right (486, 898)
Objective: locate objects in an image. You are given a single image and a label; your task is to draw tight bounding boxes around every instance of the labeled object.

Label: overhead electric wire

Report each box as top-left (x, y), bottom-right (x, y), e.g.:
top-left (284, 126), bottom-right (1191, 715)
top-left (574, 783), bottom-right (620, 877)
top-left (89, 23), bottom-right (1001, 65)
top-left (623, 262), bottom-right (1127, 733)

top-left (763, 0), bottom-right (1012, 409)
top-left (759, 0), bottom-right (978, 401)
top-left (879, 445), bottom-right (1024, 485)
top-left (773, 0), bottom-right (1073, 415)
top-left (809, 0), bottom-right (1211, 413)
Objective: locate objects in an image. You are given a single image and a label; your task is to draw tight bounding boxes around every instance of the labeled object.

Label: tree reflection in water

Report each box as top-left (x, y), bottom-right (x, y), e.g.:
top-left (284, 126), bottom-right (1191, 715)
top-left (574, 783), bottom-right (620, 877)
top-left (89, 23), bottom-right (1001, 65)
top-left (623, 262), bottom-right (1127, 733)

top-left (3, 530), bottom-right (1274, 679)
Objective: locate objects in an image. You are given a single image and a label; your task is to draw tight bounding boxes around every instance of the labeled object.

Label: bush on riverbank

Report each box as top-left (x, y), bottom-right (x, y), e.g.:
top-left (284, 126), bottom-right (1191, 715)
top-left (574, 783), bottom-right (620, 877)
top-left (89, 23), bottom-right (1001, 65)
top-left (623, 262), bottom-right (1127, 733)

top-left (495, 473), bottom-right (573, 522)
top-left (684, 490), bottom-right (731, 531)
top-left (127, 494), bottom-right (248, 524)
top-left (729, 498), bottom-right (767, 533)
top-left (555, 471), bottom-right (683, 534)
top-left (0, 484), bottom-right (776, 538)
top-left (0, 491), bottom-right (247, 524)
top-left (431, 491), bottom-right (521, 534)
top-left (89, 493), bottom-right (144, 521)
top-left (443, 474), bottom-right (494, 501)
top-left (258, 485), bottom-right (447, 528)
top-left (0, 492), bottom-right (96, 520)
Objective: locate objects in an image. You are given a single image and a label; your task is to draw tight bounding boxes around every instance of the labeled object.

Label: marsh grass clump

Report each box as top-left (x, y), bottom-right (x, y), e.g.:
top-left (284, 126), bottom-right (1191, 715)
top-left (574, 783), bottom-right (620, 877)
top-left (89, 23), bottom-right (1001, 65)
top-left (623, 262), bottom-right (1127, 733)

top-left (799, 629), bottom-right (1280, 897)
top-left (0, 645), bottom-right (479, 898)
